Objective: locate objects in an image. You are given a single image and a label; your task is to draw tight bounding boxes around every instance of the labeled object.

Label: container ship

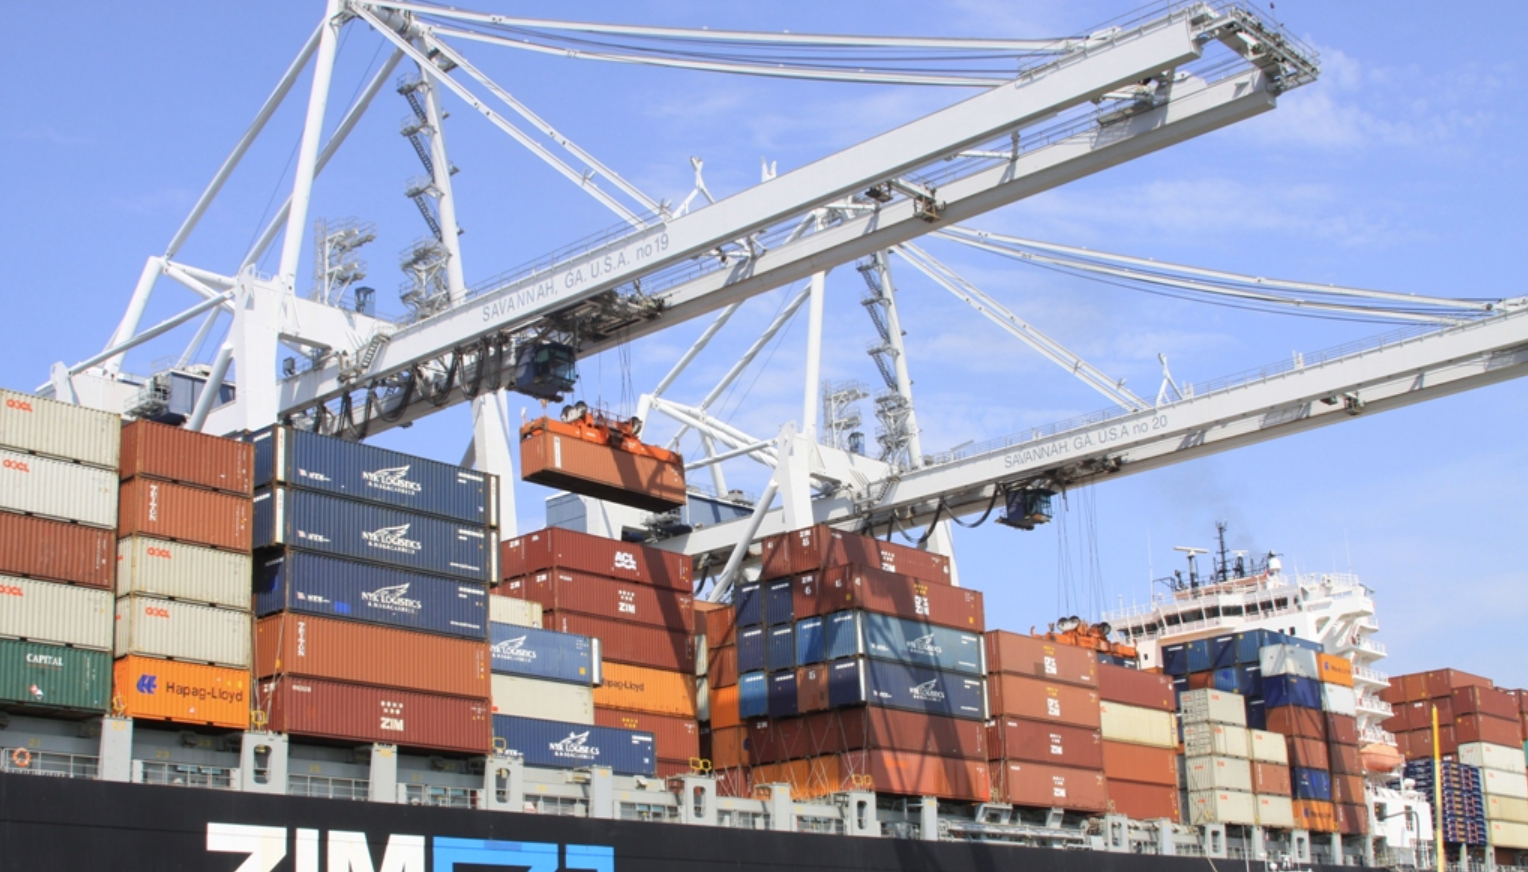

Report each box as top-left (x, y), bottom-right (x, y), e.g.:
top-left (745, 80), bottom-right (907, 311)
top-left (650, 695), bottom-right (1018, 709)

top-left (2, 390), bottom-right (1526, 872)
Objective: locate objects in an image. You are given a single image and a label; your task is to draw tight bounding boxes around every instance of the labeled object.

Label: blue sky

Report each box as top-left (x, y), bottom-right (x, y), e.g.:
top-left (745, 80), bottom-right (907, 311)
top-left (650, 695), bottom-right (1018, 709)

top-left (6, 2), bottom-right (1525, 688)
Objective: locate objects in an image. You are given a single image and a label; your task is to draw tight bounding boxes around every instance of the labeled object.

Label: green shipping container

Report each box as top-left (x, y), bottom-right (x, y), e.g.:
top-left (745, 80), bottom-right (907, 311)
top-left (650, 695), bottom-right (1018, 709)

top-left (0, 638), bottom-right (111, 712)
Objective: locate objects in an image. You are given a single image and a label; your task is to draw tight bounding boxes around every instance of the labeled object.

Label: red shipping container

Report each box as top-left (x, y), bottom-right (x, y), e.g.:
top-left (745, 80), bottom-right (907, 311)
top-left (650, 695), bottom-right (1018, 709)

top-left (703, 725), bottom-right (749, 769)
top-left (1401, 674), bottom-right (1430, 703)
top-left (1293, 799), bottom-right (1338, 833)
top-left (500, 527), bottom-right (690, 590)
top-left (1325, 713), bottom-right (1359, 746)
top-left (1288, 737), bottom-right (1330, 770)
top-left (1329, 744), bottom-right (1362, 774)
top-left (1380, 680), bottom-right (1405, 705)
top-left (984, 632), bottom-right (1097, 687)
top-left (1423, 669), bottom-right (1492, 699)
top-left (655, 760), bottom-right (694, 779)
top-left (545, 611), bottom-right (694, 672)
top-left (118, 478), bottom-right (251, 553)
top-left (793, 565), bottom-right (984, 631)
top-left (1401, 725), bottom-right (1457, 759)
top-left (796, 665), bottom-right (830, 713)
top-left (1187, 672), bottom-right (1216, 690)
top-left (502, 569), bottom-right (694, 632)
top-left (119, 420), bottom-right (253, 495)
top-left (1332, 772), bottom-right (1365, 805)
top-left (1268, 705), bottom-right (1327, 740)
top-left (257, 676), bottom-right (490, 754)
top-left (993, 760), bottom-right (1107, 811)
top-left (761, 524), bottom-right (951, 585)
top-left (987, 673), bottom-right (1101, 728)
top-left (1253, 762), bottom-right (1292, 796)
top-left (839, 749), bottom-right (987, 801)
top-left (1456, 713), bottom-right (1523, 747)
top-left (1097, 663), bottom-right (1174, 711)
top-left (1452, 685), bottom-right (1521, 721)
top-left (595, 708), bottom-right (700, 762)
top-left (708, 646), bottom-right (738, 689)
top-left (748, 708), bottom-right (987, 764)
top-left (696, 602), bottom-right (735, 649)
top-left (0, 512), bottom-right (113, 588)
top-left (1101, 741), bottom-right (1176, 786)
top-left (255, 614), bottom-right (489, 698)
top-left (1336, 803), bottom-right (1369, 835)
top-left (1107, 780), bottom-right (1179, 821)
top-left (986, 718), bottom-right (1103, 769)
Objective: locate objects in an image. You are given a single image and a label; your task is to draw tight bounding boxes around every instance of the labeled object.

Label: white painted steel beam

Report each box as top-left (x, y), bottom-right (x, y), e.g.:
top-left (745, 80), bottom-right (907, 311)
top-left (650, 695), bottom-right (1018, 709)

top-left (278, 0), bottom-right (345, 289)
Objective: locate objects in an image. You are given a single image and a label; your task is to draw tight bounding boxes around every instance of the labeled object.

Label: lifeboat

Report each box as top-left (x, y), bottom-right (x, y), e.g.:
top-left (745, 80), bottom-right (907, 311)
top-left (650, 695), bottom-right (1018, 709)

top-left (521, 403), bottom-right (687, 512)
top-left (1360, 742), bottom-right (1404, 773)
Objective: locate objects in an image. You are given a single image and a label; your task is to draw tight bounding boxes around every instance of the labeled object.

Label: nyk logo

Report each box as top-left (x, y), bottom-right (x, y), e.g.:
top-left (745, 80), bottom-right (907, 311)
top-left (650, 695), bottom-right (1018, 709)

top-left (492, 636), bottom-right (537, 663)
top-left (207, 825), bottom-right (615, 872)
top-left (361, 583), bottom-right (424, 613)
top-left (362, 524), bottom-right (423, 554)
top-left (550, 730), bottom-right (599, 761)
top-left (907, 633), bottom-right (943, 656)
top-left (909, 679), bottom-right (946, 702)
top-left (363, 465), bottom-right (424, 495)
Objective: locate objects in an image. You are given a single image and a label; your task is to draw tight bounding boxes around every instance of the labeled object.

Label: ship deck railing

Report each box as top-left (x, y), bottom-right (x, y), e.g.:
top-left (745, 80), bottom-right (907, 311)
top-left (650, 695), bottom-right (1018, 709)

top-left (0, 747), bottom-right (98, 780)
top-left (288, 773), bottom-right (369, 801)
top-left (402, 783), bottom-right (479, 808)
top-left (135, 759), bottom-right (236, 790)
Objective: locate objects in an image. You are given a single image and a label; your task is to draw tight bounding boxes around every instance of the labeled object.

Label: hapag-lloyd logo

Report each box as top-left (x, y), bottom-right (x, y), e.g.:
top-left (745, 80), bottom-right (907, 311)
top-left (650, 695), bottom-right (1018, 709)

top-left (206, 824), bottom-right (615, 871)
top-left (492, 635), bottom-right (537, 663)
top-left (907, 633), bottom-right (943, 656)
top-left (909, 679), bottom-right (946, 702)
top-left (362, 524), bottom-right (423, 555)
top-left (362, 583), bottom-right (424, 613)
top-left (550, 730), bottom-right (600, 761)
top-left (363, 464), bottom-right (424, 495)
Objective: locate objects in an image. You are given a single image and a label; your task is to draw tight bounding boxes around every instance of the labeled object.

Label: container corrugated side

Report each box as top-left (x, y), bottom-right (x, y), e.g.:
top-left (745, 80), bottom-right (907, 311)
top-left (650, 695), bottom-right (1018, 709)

top-left (0, 449), bottom-right (118, 528)
top-left (821, 610), bottom-right (984, 675)
top-left (1183, 722), bottom-right (1250, 758)
top-left (489, 623), bottom-right (597, 684)
top-left (500, 527), bottom-right (690, 589)
top-left (594, 662), bottom-right (696, 718)
top-left (1096, 661), bottom-right (1173, 709)
top-left (1101, 741), bottom-right (1177, 785)
top-left (827, 657), bottom-right (986, 720)
top-left (1260, 643), bottom-right (1319, 680)
top-left (253, 487), bottom-right (494, 581)
top-left (1460, 742), bottom-right (1528, 775)
top-left (543, 611), bottom-right (693, 672)
top-left (258, 676), bottom-right (491, 753)
top-left (0, 576), bottom-right (112, 649)
top-left (490, 674), bottom-right (594, 723)
top-left (255, 613), bottom-right (488, 698)
top-left (1099, 701), bottom-right (1177, 748)
top-left (253, 550), bottom-right (488, 639)
top-left (1249, 728), bottom-right (1290, 763)
top-left (991, 761), bottom-right (1106, 811)
top-left (488, 594), bottom-right (542, 627)
top-left (1486, 795), bottom-right (1528, 824)
top-left (502, 568), bottom-right (694, 632)
top-left (1186, 789), bottom-right (1259, 825)
top-left (595, 709), bottom-right (700, 763)
top-left (250, 426), bottom-right (497, 526)
top-left (0, 389), bottom-right (120, 470)
top-left (119, 420), bottom-right (253, 495)
top-left (1321, 683), bottom-right (1358, 717)
top-left (491, 714), bottom-right (655, 776)
top-left (794, 565), bottom-right (984, 632)
top-left (1106, 781), bottom-right (1180, 821)
top-left (985, 631), bottom-right (1097, 687)
top-left (987, 673), bottom-right (1101, 728)
top-left (0, 637), bottom-right (110, 711)
top-left (119, 478), bottom-right (250, 552)
top-left (0, 512), bottom-right (114, 588)
top-left (1256, 795), bottom-right (1296, 828)
top-left (1185, 756), bottom-right (1253, 792)
top-left (839, 749), bottom-right (989, 803)
top-left (985, 718), bottom-right (1103, 769)
top-left (1482, 768), bottom-right (1528, 800)
top-left (115, 596), bottom-right (250, 668)
top-left (1488, 820), bottom-right (1528, 850)
top-left (1179, 689), bottom-right (1248, 726)
top-left (112, 655), bottom-right (250, 729)
top-left (117, 536), bottom-right (251, 610)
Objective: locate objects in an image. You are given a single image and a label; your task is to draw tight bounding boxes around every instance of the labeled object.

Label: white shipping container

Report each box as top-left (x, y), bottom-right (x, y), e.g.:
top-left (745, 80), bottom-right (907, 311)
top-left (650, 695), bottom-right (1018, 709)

top-left (116, 536), bottom-right (252, 611)
top-left (1179, 689), bottom-right (1247, 727)
top-left (1185, 756), bottom-right (1254, 792)
top-left (1100, 700), bottom-right (1177, 748)
top-left (696, 635), bottom-right (708, 678)
top-left (1487, 795), bottom-right (1528, 825)
top-left (0, 449), bottom-right (118, 529)
top-left (491, 673), bottom-right (593, 724)
top-left (489, 595), bottom-right (542, 628)
top-left (696, 677), bottom-right (711, 722)
top-left (1256, 794), bottom-right (1296, 828)
top-left (0, 389), bottom-right (121, 471)
top-left (1460, 742), bottom-right (1528, 776)
top-left (1248, 729), bottom-right (1290, 764)
top-left (114, 595), bottom-right (250, 669)
top-left (1490, 820), bottom-right (1528, 850)
top-left (1259, 644), bottom-right (1320, 680)
top-left (1321, 683), bottom-right (1357, 717)
top-left (1186, 789), bottom-right (1259, 825)
top-left (1184, 723), bottom-right (1250, 758)
top-left (0, 575), bottom-right (112, 650)
top-left (1482, 768), bottom-right (1528, 801)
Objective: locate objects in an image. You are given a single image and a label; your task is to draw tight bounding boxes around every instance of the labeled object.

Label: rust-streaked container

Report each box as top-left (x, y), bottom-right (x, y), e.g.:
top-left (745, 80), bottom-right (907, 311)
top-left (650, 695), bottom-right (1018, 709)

top-left (1293, 799), bottom-right (1339, 833)
top-left (840, 749), bottom-right (988, 801)
top-left (761, 524), bottom-right (952, 585)
top-left (708, 646), bottom-right (738, 689)
top-left (258, 676), bottom-right (490, 753)
top-left (1316, 653), bottom-right (1353, 687)
top-left (1325, 713), bottom-right (1358, 746)
top-left (1107, 780), bottom-right (1179, 821)
top-left (1101, 741), bottom-right (1176, 785)
top-left (500, 526), bottom-right (690, 590)
top-left (0, 513), bottom-right (113, 588)
top-left (118, 478), bottom-right (251, 553)
top-left (255, 614), bottom-right (488, 698)
top-left (987, 673), bottom-right (1101, 728)
top-left (1453, 685), bottom-right (1522, 721)
top-left (1287, 737), bottom-right (1330, 770)
top-left (119, 420), bottom-right (253, 495)
top-left (1253, 761), bottom-right (1293, 796)
top-left (993, 760), bottom-right (1108, 811)
top-left (704, 725), bottom-right (749, 769)
top-left (595, 661), bottom-right (697, 718)
top-left (595, 707), bottom-right (700, 762)
top-left (0, 388), bottom-right (121, 470)
top-left (796, 664), bottom-right (830, 713)
top-left (503, 569), bottom-right (694, 632)
top-left (1332, 772), bottom-right (1365, 804)
top-left (987, 718), bottom-right (1103, 769)
top-left (543, 611), bottom-right (694, 672)
top-left (1267, 705), bottom-right (1327, 739)
top-left (1097, 663), bottom-right (1174, 710)
top-left (1424, 668), bottom-right (1492, 699)
top-left (985, 632), bottom-right (1097, 687)
top-left (520, 418), bottom-right (686, 513)
top-left (794, 565), bottom-right (984, 631)
top-left (1457, 712), bottom-right (1524, 747)
top-left (112, 656), bottom-right (250, 729)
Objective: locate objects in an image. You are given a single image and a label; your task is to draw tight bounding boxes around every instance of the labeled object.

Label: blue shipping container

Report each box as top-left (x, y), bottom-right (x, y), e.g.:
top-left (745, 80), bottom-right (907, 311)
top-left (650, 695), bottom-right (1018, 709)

top-left (1237, 664), bottom-right (1264, 698)
top-left (1163, 644), bottom-right (1189, 676)
top-left (764, 579), bottom-right (794, 626)
top-left (1233, 630), bottom-right (1286, 665)
top-left (492, 715), bottom-right (653, 776)
top-left (250, 426), bottom-right (498, 526)
top-left (253, 487), bottom-right (497, 582)
top-left (1211, 635), bottom-right (1237, 669)
top-left (736, 582), bottom-right (763, 628)
top-left (795, 616), bottom-right (825, 665)
top-left (767, 625), bottom-right (796, 671)
top-left (738, 672), bottom-right (768, 719)
top-left (489, 623), bottom-right (599, 685)
top-left (1187, 639), bottom-right (1213, 673)
top-left (737, 627), bottom-right (767, 674)
top-left (1264, 675), bottom-right (1323, 709)
top-left (1211, 667), bottom-right (1240, 693)
top-left (1292, 767), bottom-right (1332, 801)
top-left (826, 658), bottom-right (986, 720)
top-left (1246, 698), bottom-right (1267, 730)
top-left (1287, 636), bottom-right (1324, 653)
top-left (821, 611), bottom-right (984, 676)
top-left (253, 549), bottom-right (488, 639)
top-left (768, 671), bottom-right (798, 718)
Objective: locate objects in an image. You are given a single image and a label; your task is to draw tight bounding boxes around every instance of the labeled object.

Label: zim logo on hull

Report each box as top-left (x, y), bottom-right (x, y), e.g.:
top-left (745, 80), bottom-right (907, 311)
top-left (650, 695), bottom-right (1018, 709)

top-left (208, 825), bottom-right (616, 872)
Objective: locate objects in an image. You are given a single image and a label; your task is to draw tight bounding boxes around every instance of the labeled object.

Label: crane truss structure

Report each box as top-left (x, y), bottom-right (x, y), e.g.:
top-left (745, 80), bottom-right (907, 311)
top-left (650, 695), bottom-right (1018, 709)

top-left (42, 1), bottom-right (1528, 587)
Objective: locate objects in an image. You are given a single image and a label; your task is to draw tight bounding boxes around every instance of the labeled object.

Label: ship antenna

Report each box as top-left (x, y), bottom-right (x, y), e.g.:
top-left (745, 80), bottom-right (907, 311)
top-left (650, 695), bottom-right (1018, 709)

top-left (1215, 520), bottom-right (1231, 583)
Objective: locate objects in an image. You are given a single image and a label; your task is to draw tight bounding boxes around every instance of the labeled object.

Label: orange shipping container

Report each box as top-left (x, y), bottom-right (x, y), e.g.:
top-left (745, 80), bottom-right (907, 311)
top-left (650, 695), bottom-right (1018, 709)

top-left (704, 725), bottom-right (749, 769)
top-left (1316, 653), bottom-right (1354, 687)
top-left (595, 661), bottom-right (697, 718)
top-left (1293, 799), bottom-right (1339, 833)
top-left (709, 683), bottom-right (741, 729)
top-left (1253, 761), bottom-right (1292, 796)
top-left (1107, 780), bottom-right (1181, 821)
top-left (987, 673), bottom-right (1101, 728)
top-left (520, 417), bottom-right (686, 513)
top-left (985, 631), bottom-right (1098, 687)
top-left (119, 420), bottom-right (254, 495)
top-left (255, 614), bottom-right (488, 698)
top-left (112, 656), bottom-right (250, 729)
top-left (1101, 741), bottom-right (1177, 786)
top-left (993, 760), bottom-right (1108, 811)
top-left (118, 478), bottom-right (251, 553)
top-left (840, 749), bottom-right (990, 802)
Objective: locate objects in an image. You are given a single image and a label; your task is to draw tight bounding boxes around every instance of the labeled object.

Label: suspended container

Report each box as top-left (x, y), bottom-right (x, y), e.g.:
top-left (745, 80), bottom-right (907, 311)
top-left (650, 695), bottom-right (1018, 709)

top-left (520, 407), bottom-right (685, 512)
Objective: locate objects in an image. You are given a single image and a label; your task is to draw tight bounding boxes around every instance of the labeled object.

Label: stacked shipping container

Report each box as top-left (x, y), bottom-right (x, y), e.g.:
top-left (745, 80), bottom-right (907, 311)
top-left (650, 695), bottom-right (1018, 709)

top-left (0, 390), bottom-right (119, 716)
top-left (1097, 663), bottom-right (1181, 821)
